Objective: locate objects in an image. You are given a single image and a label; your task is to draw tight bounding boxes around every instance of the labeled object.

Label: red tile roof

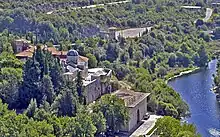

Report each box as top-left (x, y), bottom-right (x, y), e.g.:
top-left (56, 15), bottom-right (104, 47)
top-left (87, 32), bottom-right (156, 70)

top-left (16, 46), bottom-right (89, 62)
top-left (79, 56), bottom-right (89, 62)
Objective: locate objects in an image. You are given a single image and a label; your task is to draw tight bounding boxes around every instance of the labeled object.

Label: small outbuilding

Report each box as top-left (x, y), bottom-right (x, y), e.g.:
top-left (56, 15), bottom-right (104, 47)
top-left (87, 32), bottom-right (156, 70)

top-left (113, 89), bottom-right (150, 132)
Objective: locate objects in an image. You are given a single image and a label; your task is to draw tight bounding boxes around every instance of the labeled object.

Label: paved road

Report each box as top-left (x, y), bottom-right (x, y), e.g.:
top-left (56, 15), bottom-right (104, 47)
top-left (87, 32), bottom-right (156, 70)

top-left (130, 115), bottom-right (162, 137)
top-left (203, 8), bottom-right (213, 22)
top-left (47, 0), bottom-right (131, 14)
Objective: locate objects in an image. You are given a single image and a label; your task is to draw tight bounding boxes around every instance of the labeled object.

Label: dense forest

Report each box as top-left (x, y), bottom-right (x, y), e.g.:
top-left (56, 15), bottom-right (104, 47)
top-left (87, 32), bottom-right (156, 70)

top-left (0, 0), bottom-right (219, 136)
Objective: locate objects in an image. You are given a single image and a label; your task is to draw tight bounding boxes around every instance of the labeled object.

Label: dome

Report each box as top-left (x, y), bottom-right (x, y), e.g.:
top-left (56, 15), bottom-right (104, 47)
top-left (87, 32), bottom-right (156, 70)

top-left (67, 49), bottom-right (79, 56)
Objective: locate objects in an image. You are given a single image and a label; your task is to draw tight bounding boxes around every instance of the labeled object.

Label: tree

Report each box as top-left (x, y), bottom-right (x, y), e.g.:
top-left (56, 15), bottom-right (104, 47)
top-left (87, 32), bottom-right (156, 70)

top-left (19, 47), bottom-right (64, 108)
top-left (149, 60), bottom-right (156, 73)
top-left (182, 54), bottom-right (191, 67)
top-left (41, 75), bottom-right (55, 104)
top-left (106, 43), bottom-right (119, 62)
top-left (20, 59), bottom-right (41, 108)
top-left (35, 45), bottom-right (44, 78)
top-left (49, 58), bottom-right (64, 93)
top-left (128, 45), bottom-right (134, 59)
top-left (0, 67), bottom-right (22, 108)
top-left (214, 61), bottom-right (220, 95)
top-left (157, 66), bottom-right (167, 77)
top-left (21, 120), bottom-right (55, 137)
top-left (199, 32), bottom-right (210, 42)
top-left (91, 111), bottom-right (107, 135)
top-left (197, 45), bottom-right (208, 67)
top-left (73, 112), bottom-right (97, 137)
top-left (180, 43), bottom-right (189, 54)
top-left (39, 96), bottom-right (50, 112)
top-left (155, 116), bottom-right (200, 137)
top-left (168, 53), bottom-right (176, 67)
top-left (195, 19), bottom-right (204, 27)
top-left (25, 98), bottom-right (38, 118)
top-left (148, 79), bottom-right (189, 118)
top-left (93, 94), bottom-right (129, 134)
top-left (76, 72), bottom-right (85, 104)
top-left (0, 53), bottom-right (23, 109)
top-left (86, 53), bottom-right (97, 68)
top-left (51, 86), bottom-right (78, 117)
top-left (120, 52), bottom-right (129, 64)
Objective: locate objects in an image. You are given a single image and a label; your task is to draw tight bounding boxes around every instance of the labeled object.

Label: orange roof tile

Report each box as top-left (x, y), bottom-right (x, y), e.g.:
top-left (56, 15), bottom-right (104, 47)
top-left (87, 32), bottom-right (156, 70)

top-left (47, 47), bottom-right (59, 55)
top-left (79, 56), bottom-right (89, 62)
top-left (16, 51), bottom-right (33, 58)
top-left (15, 46), bottom-right (88, 62)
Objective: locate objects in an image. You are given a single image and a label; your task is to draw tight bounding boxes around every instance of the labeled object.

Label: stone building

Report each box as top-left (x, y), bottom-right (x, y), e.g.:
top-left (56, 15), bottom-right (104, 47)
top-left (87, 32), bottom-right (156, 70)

top-left (13, 39), bottom-right (31, 53)
top-left (63, 49), bottom-right (112, 104)
top-left (15, 45), bottom-right (112, 105)
top-left (83, 68), bottom-right (112, 104)
top-left (15, 45), bottom-right (67, 62)
top-left (113, 89), bottom-right (150, 132)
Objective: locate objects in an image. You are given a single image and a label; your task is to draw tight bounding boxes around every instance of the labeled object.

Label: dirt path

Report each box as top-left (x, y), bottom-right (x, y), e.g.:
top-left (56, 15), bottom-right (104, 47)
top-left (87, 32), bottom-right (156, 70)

top-left (203, 8), bottom-right (213, 22)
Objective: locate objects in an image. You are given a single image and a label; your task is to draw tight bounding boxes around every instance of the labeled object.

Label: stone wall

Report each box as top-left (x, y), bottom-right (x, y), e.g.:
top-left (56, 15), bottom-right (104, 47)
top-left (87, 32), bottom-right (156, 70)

top-left (121, 97), bottom-right (148, 132)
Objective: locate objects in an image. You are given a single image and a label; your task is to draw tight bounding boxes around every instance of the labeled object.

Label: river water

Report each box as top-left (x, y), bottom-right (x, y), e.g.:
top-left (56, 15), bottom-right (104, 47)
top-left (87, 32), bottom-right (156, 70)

top-left (168, 60), bottom-right (220, 137)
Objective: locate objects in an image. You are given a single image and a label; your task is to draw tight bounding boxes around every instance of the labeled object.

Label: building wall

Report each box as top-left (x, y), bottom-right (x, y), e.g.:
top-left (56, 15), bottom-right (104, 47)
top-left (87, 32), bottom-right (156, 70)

top-left (13, 41), bottom-right (30, 53)
top-left (84, 78), bottom-right (102, 103)
top-left (63, 71), bottom-right (78, 81)
top-left (84, 75), bottom-right (112, 104)
top-left (121, 97), bottom-right (148, 132)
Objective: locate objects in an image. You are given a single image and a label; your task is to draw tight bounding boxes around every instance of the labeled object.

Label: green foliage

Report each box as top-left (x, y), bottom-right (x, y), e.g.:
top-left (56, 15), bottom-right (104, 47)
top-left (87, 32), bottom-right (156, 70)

top-left (155, 116), bottom-right (201, 137)
top-left (93, 94), bottom-right (129, 133)
top-left (214, 60), bottom-right (220, 95)
top-left (0, 52), bottom-right (23, 108)
top-left (0, 98), bottom-right (101, 137)
top-left (20, 47), bottom-right (64, 108)
top-left (150, 80), bottom-right (189, 118)
top-left (0, 0), bottom-right (215, 136)
top-left (91, 111), bottom-right (107, 134)
top-left (76, 72), bottom-right (85, 104)
top-left (86, 53), bottom-right (97, 68)
top-left (41, 75), bottom-right (55, 104)
top-left (25, 98), bottom-right (38, 118)
top-left (51, 85), bottom-right (78, 117)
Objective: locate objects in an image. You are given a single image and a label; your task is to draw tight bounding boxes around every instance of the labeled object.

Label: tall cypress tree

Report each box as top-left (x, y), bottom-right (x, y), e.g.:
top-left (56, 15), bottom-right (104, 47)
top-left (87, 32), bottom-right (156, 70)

top-left (41, 75), bottom-right (55, 104)
top-left (76, 72), bottom-right (85, 104)
top-left (50, 58), bottom-right (64, 94)
top-left (25, 98), bottom-right (38, 118)
top-left (51, 87), bottom-right (78, 117)
top-left (35, 45), bottom-right (44, 78)
top-left (20, 58), bottom-right (41, 108)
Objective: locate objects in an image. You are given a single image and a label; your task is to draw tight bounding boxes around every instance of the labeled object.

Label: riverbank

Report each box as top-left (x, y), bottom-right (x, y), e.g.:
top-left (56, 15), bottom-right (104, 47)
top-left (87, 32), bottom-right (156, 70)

top-left (165, 67), bottom-right (201, 84)
top-left (212, 87), bottom-right (220, 102)
top-left (168, 60), bottom-right (220, 137)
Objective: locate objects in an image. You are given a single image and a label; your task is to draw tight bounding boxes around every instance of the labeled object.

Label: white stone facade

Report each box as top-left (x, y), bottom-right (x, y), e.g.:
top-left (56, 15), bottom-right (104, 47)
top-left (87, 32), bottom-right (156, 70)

top-left (83, 68), bottom-right (112, 104)
top-left (113, 89), bottom-right (150, 132)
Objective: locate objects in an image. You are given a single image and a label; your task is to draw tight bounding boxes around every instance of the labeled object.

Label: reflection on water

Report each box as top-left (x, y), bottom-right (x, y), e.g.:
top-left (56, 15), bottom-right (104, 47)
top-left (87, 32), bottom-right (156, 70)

top-left (168, 60), bottom-right (220, 137)
top-left (208, 128), bottom-right (220, 137)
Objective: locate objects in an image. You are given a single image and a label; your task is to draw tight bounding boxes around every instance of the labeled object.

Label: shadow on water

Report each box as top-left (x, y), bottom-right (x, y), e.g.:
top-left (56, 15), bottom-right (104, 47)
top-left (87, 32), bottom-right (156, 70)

top-left (168, 60), bottom-right (220, 137)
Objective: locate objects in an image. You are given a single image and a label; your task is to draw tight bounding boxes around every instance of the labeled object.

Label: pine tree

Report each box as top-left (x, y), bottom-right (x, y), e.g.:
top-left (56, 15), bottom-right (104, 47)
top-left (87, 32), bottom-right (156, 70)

top-left (41, 75), bottom-right (55, 104)
top-left (35, 45), bottom-right (44, 78)
top-left (198, 45), bottom-right (208, 67)
top-left (76, 72), bottom-right (85, 104)
top-left (44, 57), bottom-right (49, 75)
top-left (39, 96), bottom-right (50, 112)
top-left (20, 59), bottom-right (41, 108)
top-left (25, 98), bottom-right (38, 118)
top-left (51, 87), bottom-right (78, 117)
top-left (50, 58), bottom-right (64, 94)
